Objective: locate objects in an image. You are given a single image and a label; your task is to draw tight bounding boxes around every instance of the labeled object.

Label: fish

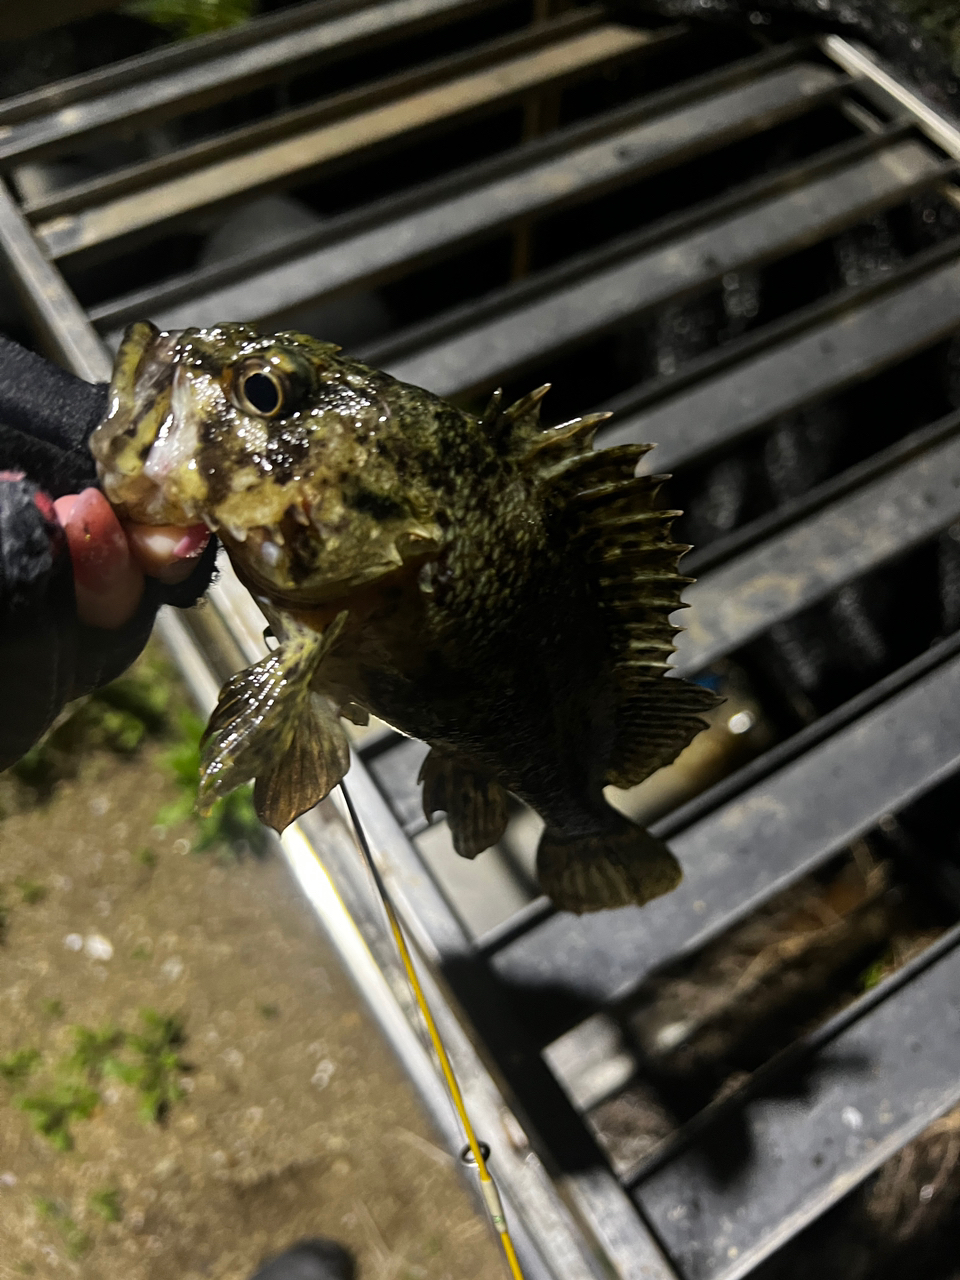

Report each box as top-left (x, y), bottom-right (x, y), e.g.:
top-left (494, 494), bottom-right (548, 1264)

top-left (91, 321), bottom-right (717, 914)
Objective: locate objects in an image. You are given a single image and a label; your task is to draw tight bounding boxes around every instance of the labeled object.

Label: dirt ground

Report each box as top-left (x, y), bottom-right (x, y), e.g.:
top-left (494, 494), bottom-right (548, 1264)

top-left (0, 680), bottom-right (504, 1280)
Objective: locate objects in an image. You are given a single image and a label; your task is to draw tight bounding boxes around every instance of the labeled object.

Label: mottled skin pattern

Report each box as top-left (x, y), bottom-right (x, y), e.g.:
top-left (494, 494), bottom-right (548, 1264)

top-left (92, 321), bottom-right (712, 913)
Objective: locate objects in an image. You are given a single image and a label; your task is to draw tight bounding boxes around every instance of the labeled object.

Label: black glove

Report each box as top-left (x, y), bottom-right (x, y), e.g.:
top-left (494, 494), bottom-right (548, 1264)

top-left (0, 334), bottom-right (218, 771)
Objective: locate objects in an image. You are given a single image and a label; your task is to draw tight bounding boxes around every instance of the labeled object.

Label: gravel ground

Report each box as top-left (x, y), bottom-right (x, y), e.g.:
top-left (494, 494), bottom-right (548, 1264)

top-left (0, 676), bottom-right (504, 1280)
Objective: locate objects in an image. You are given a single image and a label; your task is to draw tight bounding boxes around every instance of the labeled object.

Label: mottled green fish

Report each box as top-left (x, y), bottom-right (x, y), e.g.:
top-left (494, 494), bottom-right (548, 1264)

top-left (91, 321), bottom-right (716, 914)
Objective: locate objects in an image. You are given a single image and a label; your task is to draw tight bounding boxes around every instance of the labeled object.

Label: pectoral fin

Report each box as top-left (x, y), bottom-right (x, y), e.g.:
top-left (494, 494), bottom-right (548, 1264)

top-left (198, 612), bottom-right (348, 828)
top-left (253, 694), bottom-right (350, 832)
top-left (419, 749), bottom-right (509, 859)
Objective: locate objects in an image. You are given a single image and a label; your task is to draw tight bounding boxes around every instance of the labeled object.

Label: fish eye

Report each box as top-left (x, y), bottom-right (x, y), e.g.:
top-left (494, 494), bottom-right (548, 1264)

top-left (233, 364), bottom-right (287, 417)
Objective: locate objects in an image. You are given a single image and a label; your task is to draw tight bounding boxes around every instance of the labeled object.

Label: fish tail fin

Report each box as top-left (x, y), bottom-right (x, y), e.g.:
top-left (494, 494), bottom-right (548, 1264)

top-left (536, 815), bottom-right (681, 914)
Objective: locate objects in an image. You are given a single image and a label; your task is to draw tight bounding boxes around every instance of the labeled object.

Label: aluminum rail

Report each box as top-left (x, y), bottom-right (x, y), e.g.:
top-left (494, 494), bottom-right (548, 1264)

top-left (601, 240), bottom-right (960, 472)
top-left (674, 424), bottom-right (960, 674)
top-left (633, 921), bottom-right (960, 1280)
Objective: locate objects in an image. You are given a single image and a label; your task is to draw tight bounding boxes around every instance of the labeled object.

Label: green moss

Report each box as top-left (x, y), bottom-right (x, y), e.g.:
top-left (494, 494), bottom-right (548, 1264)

top-left (66, 1025), bottom-right (127, 1083)
top-left (14, 877), bottom-right (47, 906)
top-left (89, 1187), bottom-right (123, 1223)
top-left (18, 1083), bottom-right (99, 1151)
top-left (41, 1000), bottom-right (64, 1020)
top-left (107, 1009), bottom-right (189, 1123)
top-left (0, 1048), bottom-right (41, 1085)
top-left (10, 665), bottom-right (172, 797)
top-left (860, 950), bottom-right (895, 991)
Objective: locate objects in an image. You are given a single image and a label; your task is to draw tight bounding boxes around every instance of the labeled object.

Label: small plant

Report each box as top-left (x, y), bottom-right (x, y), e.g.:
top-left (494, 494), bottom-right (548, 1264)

top-left (137, 846), bottom-right (158, 868)
top-left (14, 877), bottom-right (46, 906)
top-left (0, 1047), bottom-right (40, 1085)
top-left (158, 710), bottom-right (265, 855)
top-left (18, 1082), bottom-right (99, 1151)
top-left (109, 1009), bottom-right (189, 1122)
top-left (66, 1026), bottom-right (126, 1083)
top-left (5, 1011), bottom-right (190, 1151)
top-left (41, 999), bottom-right (64, 1019)
top-left (860, 950), bottom-right (895, 991)
top-left (89, 1187), bottom-right (123, 1223)
top-left (35, 1197), bottom-right (91, 1260)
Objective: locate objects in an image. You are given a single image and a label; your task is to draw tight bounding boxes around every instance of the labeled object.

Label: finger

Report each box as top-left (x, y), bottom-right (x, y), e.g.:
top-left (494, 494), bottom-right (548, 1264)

top-left (54, 488), bottom-right (144, 629)
top-left (126, 521), bottom-right (211, 584)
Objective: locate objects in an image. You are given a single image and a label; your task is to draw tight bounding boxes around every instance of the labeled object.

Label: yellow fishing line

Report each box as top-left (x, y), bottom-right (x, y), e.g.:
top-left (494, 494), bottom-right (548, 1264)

top-left (339, 783), bottom-right (526, 1280)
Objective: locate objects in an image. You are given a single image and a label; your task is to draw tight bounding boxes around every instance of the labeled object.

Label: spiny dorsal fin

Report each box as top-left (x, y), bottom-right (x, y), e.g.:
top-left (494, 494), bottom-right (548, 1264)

top-left (538, 431), bottom-right (718, 787)
top-left (523, 411), bottom-right (614, 472)
top-left (481, 384), bottom-right (552, 446)
top-left (479, 387), bottom-right (504, 431)
top-left (504, 383), bottom-right (551, 427)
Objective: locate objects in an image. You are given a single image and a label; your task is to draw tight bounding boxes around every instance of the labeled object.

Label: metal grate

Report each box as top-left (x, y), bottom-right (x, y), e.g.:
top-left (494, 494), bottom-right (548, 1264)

top-left (4, 6), bottom-right (960, 1278)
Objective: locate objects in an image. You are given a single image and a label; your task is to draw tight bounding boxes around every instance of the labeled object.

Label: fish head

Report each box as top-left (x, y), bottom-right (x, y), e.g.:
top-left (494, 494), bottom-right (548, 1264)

top-left (91, 321), bottom-right (444, 604)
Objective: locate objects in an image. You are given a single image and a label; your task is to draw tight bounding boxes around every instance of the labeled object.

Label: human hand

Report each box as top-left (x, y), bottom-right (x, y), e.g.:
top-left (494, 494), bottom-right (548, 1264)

top-left (51, 487), bottom-right (210, 629)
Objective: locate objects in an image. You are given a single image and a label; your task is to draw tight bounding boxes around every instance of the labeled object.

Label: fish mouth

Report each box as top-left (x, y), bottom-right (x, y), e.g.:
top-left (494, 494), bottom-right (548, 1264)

top-left (91, 321), bottom-right (196, 524)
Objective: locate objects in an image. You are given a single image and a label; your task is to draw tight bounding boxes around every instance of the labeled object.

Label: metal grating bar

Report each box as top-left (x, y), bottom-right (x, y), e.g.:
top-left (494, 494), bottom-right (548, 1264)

top-left (602, 246), bottom-right (960, 472)
top-left (21, 6), bottom-right (612, 225)
top-left (92, 51), bottom-right (841, 337)
top-left (36, 21), bottom-right (656, 260)
top-left (634, 927), bottom-right (960, 1280)
top-left (371, 137), bottom-right (945, 397)
top-left (674, 428), bottom-right (960, 674)
top-left (491, 648), bottom-right (960, 1011)
top-left (0, 0), bottom-right (506, 165)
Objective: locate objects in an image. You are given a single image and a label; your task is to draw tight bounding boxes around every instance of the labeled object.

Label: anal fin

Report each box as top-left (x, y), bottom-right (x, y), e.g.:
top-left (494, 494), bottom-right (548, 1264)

top-left (198, 612), bottom-right (348, 830)
top-left (419, 749), bottom-right (509, 859)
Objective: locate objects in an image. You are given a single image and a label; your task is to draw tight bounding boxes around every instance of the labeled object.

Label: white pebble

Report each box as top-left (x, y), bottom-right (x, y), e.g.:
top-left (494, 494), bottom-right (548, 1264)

top-left (311, 1059), bottom-right (336, 1089)
top-left (84, 934), bottom-right (113, 961)
top-left (64, 933), bottom-right (83, 952)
